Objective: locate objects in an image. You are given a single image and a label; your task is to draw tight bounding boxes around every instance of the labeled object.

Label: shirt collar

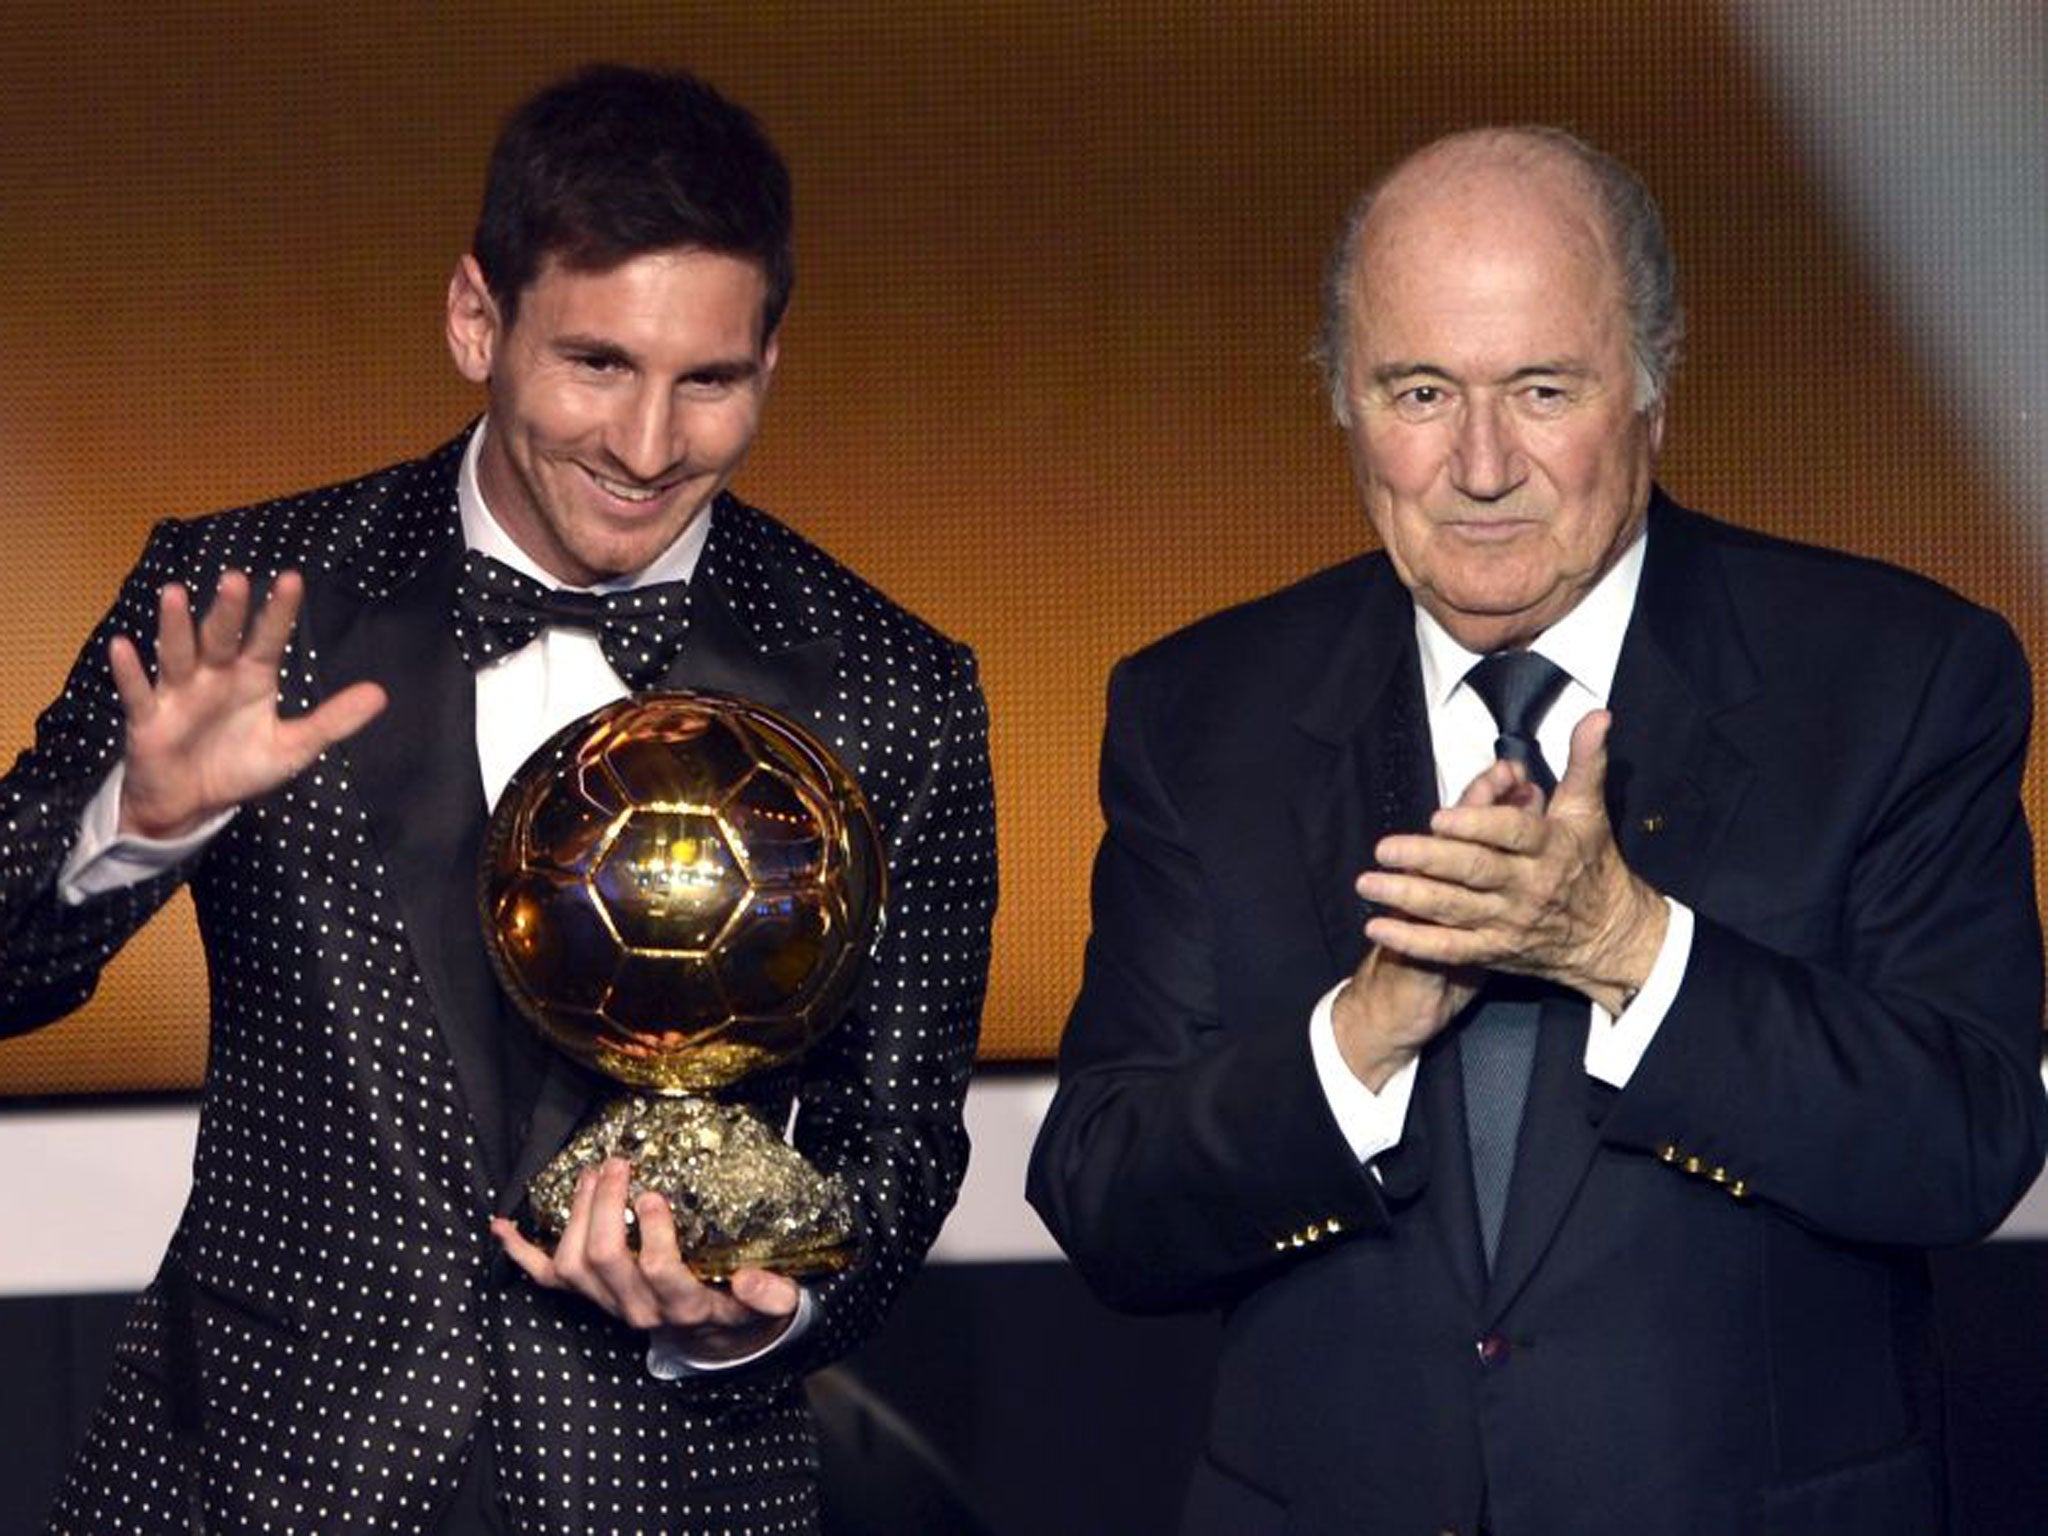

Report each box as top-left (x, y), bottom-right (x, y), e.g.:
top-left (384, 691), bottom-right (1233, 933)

top-left (1413, 526), bottom-right (1647, 707)
top-left (456, 419), bottom-right (712, 593)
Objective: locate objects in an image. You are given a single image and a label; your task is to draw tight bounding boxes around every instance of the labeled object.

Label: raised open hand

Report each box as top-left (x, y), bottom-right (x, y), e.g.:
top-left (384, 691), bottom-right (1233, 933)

top-left (108, 570), bottom-right (387, 840)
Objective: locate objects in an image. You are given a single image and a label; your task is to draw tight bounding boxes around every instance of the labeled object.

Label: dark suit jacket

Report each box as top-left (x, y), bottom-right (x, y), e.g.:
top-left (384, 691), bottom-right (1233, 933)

top-left (0, 430), bottom-right (997, 1535)
top-left (1028, 494), bottom-right (2047, 1536)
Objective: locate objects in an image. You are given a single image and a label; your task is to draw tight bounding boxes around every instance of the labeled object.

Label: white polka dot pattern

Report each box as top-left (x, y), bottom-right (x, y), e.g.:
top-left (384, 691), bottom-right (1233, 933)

top-left (0, 430), bottom-right (997, 1533)
top-left (451, 549), bottom-right (694, 687)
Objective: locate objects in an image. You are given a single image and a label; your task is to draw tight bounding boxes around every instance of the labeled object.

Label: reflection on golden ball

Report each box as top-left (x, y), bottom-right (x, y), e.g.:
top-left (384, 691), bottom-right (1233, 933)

top-left (480, 691), bottom-right (884, 1094)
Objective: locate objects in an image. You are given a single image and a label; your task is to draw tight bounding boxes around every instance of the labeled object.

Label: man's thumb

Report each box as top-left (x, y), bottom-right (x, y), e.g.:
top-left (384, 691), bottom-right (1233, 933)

top-left (1553, 709), bottom-right (1612, 811)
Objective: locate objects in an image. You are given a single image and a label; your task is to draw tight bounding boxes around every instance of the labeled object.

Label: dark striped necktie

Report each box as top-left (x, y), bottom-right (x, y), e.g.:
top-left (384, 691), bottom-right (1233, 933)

top-left (1458, 649), bottom-right (1569, 1267)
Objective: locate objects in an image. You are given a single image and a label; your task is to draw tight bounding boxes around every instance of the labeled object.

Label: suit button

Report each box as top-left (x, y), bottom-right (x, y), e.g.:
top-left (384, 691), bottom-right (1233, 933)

top-left (1476, 1333), bottom-right (1511, 1366)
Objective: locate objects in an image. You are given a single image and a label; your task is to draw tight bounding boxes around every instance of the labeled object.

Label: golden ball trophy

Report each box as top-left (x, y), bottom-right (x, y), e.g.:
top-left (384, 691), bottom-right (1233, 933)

top-left (479, 691), bottom-right (884, 1278)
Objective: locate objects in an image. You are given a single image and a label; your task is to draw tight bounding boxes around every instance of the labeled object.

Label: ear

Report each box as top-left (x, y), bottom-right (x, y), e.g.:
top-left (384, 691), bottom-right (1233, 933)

top-left (760, 325), bottom-right (782, 385)
top-left (446, 254), bottom-right (501, 385)
top-left (1646, 398), bottom-right (1667, 456)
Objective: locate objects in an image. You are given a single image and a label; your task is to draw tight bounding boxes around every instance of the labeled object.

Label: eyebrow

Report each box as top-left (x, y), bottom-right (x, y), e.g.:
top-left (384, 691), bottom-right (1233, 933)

top-left (553, 336), bottom-right (636, 366)
top-left (1370, 362), bottom-right (1454, 387)
top-left (1370, 360), bottom-right (1594, 388)
top-left (551, 334), bottom-right (764, 381)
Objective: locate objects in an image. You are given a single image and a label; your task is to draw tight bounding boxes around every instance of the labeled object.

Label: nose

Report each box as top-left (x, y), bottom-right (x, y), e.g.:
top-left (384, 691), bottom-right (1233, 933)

top-left (609, 384), bottom-right (681, 484)
top-left (1450, 398), bottom-right (1525, 501)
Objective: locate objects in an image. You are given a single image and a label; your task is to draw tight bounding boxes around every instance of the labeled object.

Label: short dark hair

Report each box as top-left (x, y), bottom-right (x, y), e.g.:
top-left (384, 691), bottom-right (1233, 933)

top-left (472, 64), bottom-right (794, 336)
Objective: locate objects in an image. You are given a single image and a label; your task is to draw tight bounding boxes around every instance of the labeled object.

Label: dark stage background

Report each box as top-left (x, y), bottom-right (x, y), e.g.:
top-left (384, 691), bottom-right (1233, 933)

top-left (6, 1247), bottom-right (2048, 1535)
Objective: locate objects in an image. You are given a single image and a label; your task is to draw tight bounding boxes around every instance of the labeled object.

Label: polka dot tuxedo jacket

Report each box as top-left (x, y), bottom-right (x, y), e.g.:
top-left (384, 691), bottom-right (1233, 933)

top-left (0, 429), bottom-right (998, 1534)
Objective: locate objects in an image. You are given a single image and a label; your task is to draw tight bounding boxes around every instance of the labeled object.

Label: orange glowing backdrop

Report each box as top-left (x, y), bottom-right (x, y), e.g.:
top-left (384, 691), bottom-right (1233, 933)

top-left (3, 3), bottom-right (2043, 1090)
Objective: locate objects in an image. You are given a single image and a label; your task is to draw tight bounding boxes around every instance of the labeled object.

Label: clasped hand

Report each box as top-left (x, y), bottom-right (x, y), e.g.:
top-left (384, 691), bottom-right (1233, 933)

top-left (1335, 711), bottom-right (1665, 1089)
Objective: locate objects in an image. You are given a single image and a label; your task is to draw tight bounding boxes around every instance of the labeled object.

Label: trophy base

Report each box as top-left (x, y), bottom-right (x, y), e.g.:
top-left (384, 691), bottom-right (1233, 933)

top-left (525, 1094), bottom-right (859, 1280)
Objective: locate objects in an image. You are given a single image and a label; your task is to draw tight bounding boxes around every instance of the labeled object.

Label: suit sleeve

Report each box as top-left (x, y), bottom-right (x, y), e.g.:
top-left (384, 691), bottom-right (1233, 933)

top-left (1027, 656), bottom-right (1391, 1315)
top-left (1604, 604), bottom-right (2048, 1245)
top-left (0, 520), bottom-right (197, 1033)
top-left (777, 639), bottom-right (998, 1370)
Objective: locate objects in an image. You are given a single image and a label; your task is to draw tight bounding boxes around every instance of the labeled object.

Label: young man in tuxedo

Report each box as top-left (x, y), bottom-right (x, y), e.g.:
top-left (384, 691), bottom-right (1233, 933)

top-left (2, 65), bottom-right (995, 1534)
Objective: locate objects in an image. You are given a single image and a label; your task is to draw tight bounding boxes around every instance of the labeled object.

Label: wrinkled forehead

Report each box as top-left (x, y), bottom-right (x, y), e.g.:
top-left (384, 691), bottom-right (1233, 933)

top-left (1365, 136), bottom-right (1614, 279)
top-left (1349, 152), bottom-right (1626, 351)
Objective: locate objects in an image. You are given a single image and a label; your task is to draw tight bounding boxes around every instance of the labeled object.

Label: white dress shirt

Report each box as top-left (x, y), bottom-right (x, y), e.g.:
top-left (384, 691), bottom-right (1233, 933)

top-left (1309, 530), bottom-right (1696, 1162)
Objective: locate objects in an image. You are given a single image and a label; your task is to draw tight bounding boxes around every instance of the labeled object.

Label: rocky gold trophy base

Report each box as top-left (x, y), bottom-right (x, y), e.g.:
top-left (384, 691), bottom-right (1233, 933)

top-left (525, 1095), bottom-right (859, 1280)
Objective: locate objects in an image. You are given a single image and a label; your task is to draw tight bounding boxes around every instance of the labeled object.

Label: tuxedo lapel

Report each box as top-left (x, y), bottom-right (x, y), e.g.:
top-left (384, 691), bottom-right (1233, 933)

top-left (303, 507), bottom-right (515, 1201)
top-left (503, 1056), bottom-right (605, 1219)
top-left (666, 496), bottom-right (844, 747)
top-left (1283, 564), bottom-right (1489, 1298)
top-left (1289, 564), bottom-right (1437, 980)
top-left (1605, 498), bottom-right (1759, 898)
top-left (671, 569), bottom-right (843, 749)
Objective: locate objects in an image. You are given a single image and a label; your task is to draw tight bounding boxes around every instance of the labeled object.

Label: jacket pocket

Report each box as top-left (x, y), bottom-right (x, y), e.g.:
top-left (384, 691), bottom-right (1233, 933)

top-left (1760, 1437), bottom-right (1938, 1536)
top-left (113, 1256), bottom-right (306, 1398)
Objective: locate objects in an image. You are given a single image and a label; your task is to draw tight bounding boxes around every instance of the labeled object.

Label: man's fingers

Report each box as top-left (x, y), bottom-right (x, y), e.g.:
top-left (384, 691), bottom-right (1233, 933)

top-left (108, 636), bottom-right (156, 722)
top-left (276, 682), bottom-right (389, 769)
top-left (632, 1193), bottom-right (720, 1314)
top-left (1553, 709), bottom-right (1612, 812)
top-left (551, 1164), bottom-right (602, 1283)
top-left (728, 1267), bottom-right (800, 1318)
top-left (154, 584), bottom-right (196, 683)
top-left (628, 1193), bottom-right (799, 1333)
top-left (1368, 834), bottom-right (1508, 893)
top-left (578, 1160), bottom-right (637, 1275)
top-left (581, 1161), bottom-right (668, 1328)
top-left (242, 570), bottom-right (306, 667)
top-left (1358, 868), bottom-right (1496, 929)
top-left (195, 571), bottom-right (251, 668)
top-left (1364, 912), bottom-right (1493, 968)
top-left (489, 1217), bottom-right (562, 1288)
top-left (1425, 804), bottom-right (1545, 853)
top-left (632, 1191), bottom-right (687, 1277)
top-left (635, 1197), bottom-right (749, 1328)
top-left (1452, 756), bottom-right (1527, 809)
top-left (497, 1173), bottom-right (800, 1345)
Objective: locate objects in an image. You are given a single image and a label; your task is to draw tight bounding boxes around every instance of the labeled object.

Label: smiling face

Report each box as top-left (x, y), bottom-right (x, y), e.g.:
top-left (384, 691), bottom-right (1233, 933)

top-left (446, 246), bottom-right (779, 586)
top-left (1338, 138), bottom-right (1662, 653)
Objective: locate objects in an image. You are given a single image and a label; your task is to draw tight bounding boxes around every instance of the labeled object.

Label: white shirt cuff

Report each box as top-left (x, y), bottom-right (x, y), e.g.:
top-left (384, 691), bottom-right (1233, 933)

top-left (58, 763), bottom-right (235, 904)
top-left (644, 1284), bottom-right (818, 1379)
top-left (1309, 979), bottom-right (1420, 1164)
top-left (1583, 898), bottom-right (1694, 1088)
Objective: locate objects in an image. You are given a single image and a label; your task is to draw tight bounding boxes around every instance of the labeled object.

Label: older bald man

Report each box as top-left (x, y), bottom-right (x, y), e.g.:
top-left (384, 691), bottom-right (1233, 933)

top-left (1031, 127), bottom-right (2046, 1536)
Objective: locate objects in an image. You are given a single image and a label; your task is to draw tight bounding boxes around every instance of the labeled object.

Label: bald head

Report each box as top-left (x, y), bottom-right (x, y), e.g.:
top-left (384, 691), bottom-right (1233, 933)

top-left (1317, 128), bottom-right (1682, 425)
top-left (1327, 126), bottom-right (1671, 651)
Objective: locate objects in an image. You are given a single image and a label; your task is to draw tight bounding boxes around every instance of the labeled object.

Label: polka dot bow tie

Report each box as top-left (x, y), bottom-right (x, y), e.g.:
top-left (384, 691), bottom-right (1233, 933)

top-left (451, 550), bottom-right (692, 689)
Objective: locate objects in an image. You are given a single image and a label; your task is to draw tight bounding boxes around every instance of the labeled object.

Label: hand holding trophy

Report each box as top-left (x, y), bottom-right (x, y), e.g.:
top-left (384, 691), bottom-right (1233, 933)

top-left (480, 691), bottom-right (883, 1279)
